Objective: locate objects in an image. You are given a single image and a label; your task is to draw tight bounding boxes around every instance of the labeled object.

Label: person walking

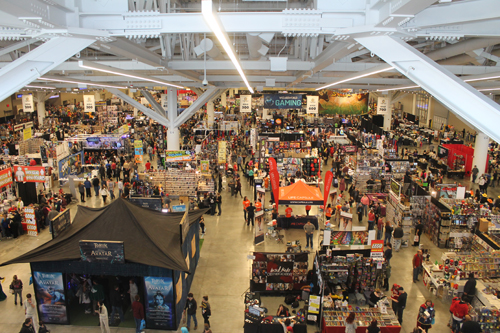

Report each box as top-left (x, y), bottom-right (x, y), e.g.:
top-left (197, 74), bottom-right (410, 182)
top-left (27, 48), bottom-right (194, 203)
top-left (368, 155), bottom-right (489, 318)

top-left (107, 179), bottom-right (116, 200)
top-left (413, 250), bottom-right (423, 283)
top-left (471, 165), bottom-right (479, 183)
top-left (84, 177), bottom-right (92, 198)
top-left (132, 295), bottom-right (144, 333)
top-left (367, 208), bottom-right (376, 231)
top-left (128, 279), bottom-right (138, 308)
top-left (384, 244), bottom-right (393, 266)
top-left (118, 180), bottom-right (124, 198)
top-left (393, 224), bottom-right (404, 251)
top-left (304, 221), bottom-right (315, 249)
top-left (384, 221), bottom-right (393, 245)
top-left (377, 217), bottom-right (384, 240)
top-left (10, 275), bottom-right (23, 306)
top-left (360, 194), bottom-right (370, 218)
top-left (100, 185), bottom-right (110, 204)
top-left (305, 205), bottom-right (311, 216)
top-left (110, 285), bottom-right (124, 325)
top-left (92, 176), bottom-right (100, 197)
top-left (417, 300), bottom-right (435, 332)
top-left (24, 294), bottom-right (38, 333)
top-left (78, 182), bottom-right (86, 202)
top-left (414, 220), bottom-right (424, 246)
top-left (242, 197), bottom-right (250, 222)
top-left (235, 178), bottom-right (242, 198)
top-left (96, 301), bottom-right (111, 333)
top-left (345, 313), bottom-right (357, 333)
top-left (200, 295), bottom-right (211, 328)
top-left (246, 202), bottom-right (256, 226)
top-left (184, 293), bottom-right (198, 331)
top-left (216, 192), bottom-right (222, 216)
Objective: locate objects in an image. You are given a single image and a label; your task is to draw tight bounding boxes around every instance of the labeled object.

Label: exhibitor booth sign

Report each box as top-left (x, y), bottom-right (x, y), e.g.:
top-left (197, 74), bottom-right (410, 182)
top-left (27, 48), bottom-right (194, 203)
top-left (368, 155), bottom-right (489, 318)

top-left (263, 94), bottom-right (303, 109)
top-left (0, 168), bottom-right (13, 188)
top-left (79, 240), bottom-right (125, 264)
top-left (14, 166), bottom-right (46, 182)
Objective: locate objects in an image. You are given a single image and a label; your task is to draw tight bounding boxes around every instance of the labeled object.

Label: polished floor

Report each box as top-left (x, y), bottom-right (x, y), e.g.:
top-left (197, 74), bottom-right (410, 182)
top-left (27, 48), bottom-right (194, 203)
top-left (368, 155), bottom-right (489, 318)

top-left (0, 142), bottom-right (495, 333)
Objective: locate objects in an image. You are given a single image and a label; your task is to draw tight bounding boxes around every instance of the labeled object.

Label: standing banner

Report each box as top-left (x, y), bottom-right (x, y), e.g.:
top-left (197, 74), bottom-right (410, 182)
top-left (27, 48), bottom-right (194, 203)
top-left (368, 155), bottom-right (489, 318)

top-left (200, 160), bottom-right (210, 174)
top-left (23, 127), bottom-right (32, 141)
top-left (255, 187), bottom-right (266, 245)
top-left (22, 94), bottom-right (34, 112)
top-left (33, 271), bottom-right (68, 324)
top-left (306, 96), bottom-right (319, 114)
top-left (161, 94), bottom-right (168, 109)
top-left (84, 95), bottom-right (95, 112)
top-left (218, 141), bottom-right (227, 164)
top-left (144, 276), bottom-right (174, 330)
top-left (269, 157), bottom-right (280, 207)
top-left (240, 95), bottom-right (252, 112)
top-left (370, 240), bottom-right (384, 258)
top-left (0, 168), bottom-right (12, 188)
top-left (24, 206), bottom-right (38, 236)
top-left (323, 170), bottom-right (333, 207)
top-left (377, 96), bottom-right (389, 115)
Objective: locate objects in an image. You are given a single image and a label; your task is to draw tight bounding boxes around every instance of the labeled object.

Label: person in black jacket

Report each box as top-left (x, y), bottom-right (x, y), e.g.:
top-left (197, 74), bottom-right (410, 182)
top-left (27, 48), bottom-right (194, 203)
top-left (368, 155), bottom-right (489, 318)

top-left (92, 176), bottom-right (100, 197)
top-left (184, 293), bottom-right (198, 330)
top-left (110, 285), bottom-right (124, 325)
top-left (19, 318), bottom-right (35, 333)
top-left (413, 220), bottom-right (424, 246)
top-left (463, 273), bottom-right (476, 303)
top-left (392, 287), bottom-right (407, 324)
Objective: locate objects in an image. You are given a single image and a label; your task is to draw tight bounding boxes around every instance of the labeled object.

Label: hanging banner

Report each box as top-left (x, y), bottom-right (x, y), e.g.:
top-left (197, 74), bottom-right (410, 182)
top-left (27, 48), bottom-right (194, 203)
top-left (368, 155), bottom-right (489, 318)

top-left (240, 95), bottom-right (252, 112)
top-left (135, 155), bottom-right (144, 163)
top-left (0, 168), bottom-right (13, 188)
top-left (306, 96), bottom-right (319, 114)
top-left (164, 150), bottom-right (195, 162)
top-left (22, 94), bottom-right (34, 112)
top-left (218, 141), bottom-right (227, 164)
top-left (269, 157), bottom-right (280, 207)
top-left (24, 206), bottom-right (38, 237)
top-left (83, 95), bottom-right (95, 112)
top-left (134, 140), bottom-right (143, 148)
top-left (161, 94), bottom-right (168, 109)
top-left (33, 271), bottom-right (68, 324)
top-left (323, 170), bottom-right (333, 207)
top-left (135, 148), bottom-right (143, 156)
top-left (318, 91), bottom-right (368, 115)
top-left (144, 276), bottom-right (174, 330)
top-left (13, 166), bottom-right (46, 183)
top-left (263, 94), bottom-right (303, 109)
top-left (23, 127), bottom-right (32, 141)
top-left (377, 96), bottom-right (389, 115)
top-left (200, 160), bottom-right (210, 174)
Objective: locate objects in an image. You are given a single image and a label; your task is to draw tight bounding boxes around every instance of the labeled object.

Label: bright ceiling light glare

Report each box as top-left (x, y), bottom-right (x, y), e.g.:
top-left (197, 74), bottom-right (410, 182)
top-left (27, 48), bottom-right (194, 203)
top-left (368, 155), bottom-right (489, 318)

top-left (316, 67), bottom-right (394, 90)
top-left (38, 77), bottom-right (128, 89)
top-left (464, 75), bottom-right (500, 83)
top-left (376, 85), bottom-right (419, 92)
top-left (25, 85), bottom-right (56, 90)
top-left (78, 61), bottom-right (185, 89)
top-left (202, 0), bottom-right (254, 93)
top-left (478, 87), bottom-right (500, 92)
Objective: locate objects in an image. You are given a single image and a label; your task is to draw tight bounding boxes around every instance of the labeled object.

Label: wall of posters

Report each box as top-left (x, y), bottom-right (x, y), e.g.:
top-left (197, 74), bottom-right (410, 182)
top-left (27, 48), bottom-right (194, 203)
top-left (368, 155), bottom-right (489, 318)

top-left (144, 276), bottom-right (174, 330)
top-left (263, 94), bottom-right (303, 109)
top-left (318, 90), bottom-right (368, 115)
top-left (306, 95), bottom-right (319, 114)
top-left (0, 168), bottom-right (12, 188)
top-left (84, 95), bottom-right (95, 112)
top-left (13, 166), bottom-right (46, 182)
top-left (33, 271), bottom-right (68, 324)
top-left (58, 151), bottom-right (83, 179)
top-left (240, 95), bottom-right (252, 112)
top-left (22, 94), bottom-right (34, 112)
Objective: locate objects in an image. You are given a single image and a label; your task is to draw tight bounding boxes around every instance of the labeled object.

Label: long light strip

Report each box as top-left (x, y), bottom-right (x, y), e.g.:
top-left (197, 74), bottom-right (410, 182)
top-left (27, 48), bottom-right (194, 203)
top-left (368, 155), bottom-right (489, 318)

top-left (316, 67), bottom-right (394, 90)
top-left (25, 85), bottom-right (56, 90)
top-left (78, 61), bottom-right (185, 89)
top-left (377, 85), bottom-right (419, 92)
top-left (478, 87), bottom-right (500, 92)
top-left (202, 0), bottom-right (254, 93)
top-left (464, 75), bottom-right (500, 83)
top-left (39, 77), bottom-right (127, 89)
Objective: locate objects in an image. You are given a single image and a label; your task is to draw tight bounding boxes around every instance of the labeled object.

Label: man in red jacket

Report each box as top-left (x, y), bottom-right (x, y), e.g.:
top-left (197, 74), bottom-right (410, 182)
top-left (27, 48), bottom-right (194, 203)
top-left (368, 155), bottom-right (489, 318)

top-left (412, 250), bottom-right (423, 283)
top-left (132, 294), bottom-right (144, 333)
top-left (451, 297), bottom-right (469, 333)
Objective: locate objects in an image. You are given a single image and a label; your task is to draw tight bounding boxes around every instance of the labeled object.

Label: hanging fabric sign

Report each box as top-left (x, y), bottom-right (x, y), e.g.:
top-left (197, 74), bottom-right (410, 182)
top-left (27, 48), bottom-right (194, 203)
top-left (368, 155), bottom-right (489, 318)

top-left (269, 157), bottom-right (280, 207)
top-left (323, 170), bottom-right (333, 207)
top-left (240, 95), bottom-right (252, 112)
top-left (218, 141), bottom-right (227, 164)
top-left (306, 96), bottom-right (319, 114)
top-left (23, 127), bottom-right (32, 141)
top-left (377, 97), bottom-right (389, 115)
top-left (22, 95), bottom-right (34, 112)
top-left (161, 94), bottom-right (168, 109)
top-left (84, 95), bottom-right (95, 112)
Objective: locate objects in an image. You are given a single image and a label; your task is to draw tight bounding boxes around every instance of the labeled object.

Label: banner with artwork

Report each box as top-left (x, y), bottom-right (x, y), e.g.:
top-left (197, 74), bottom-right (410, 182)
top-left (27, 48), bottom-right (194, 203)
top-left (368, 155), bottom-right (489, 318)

top-left (58, 151), bottom-right (83, 179)
top-left (144, 276), bottom-right (174, 330)
top-left (84, 95), bottom-right (95, 112)
top-left (218, 141), bottom-right (226, 164)
top-left (22, 94), bottom-right (34, 112)
top-left (240, 95), bottom-right (252, 112)
top-left (318, 90), bottom-right (368, 115)
top-left (13, 166), bottom-right (46, 182)
top-left (33, 271), bottom-right (68, 324)
top-left (255, 188), bottom-right (266, 245)
top-left (306, 95), bottom-right (319, 114)
top-left (0, 167), bottom-right (12, 188)
top-left (339, 211), bottom-right (353, 231)
top-left (200, 160), bottom-right (210, 174)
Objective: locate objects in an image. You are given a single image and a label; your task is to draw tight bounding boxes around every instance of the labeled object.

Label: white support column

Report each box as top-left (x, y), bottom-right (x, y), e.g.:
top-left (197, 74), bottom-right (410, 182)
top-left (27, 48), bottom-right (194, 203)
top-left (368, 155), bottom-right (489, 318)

top-left (411, 94), bottom-right (417, 115)
top-left (167, 128), bottom-right (180, 151)
top-left (207, 101), bottom-right (214, 128)
top-left (166, 87), bottom-right (180, 150)
top-left (220, 92), bottom-right (227, 110)
top-left (472, 132), bottom-right (489, 180)
top-left (427, 96), bottom-right (433, 128)
top-left (36, 92), bottom-right (46, 126)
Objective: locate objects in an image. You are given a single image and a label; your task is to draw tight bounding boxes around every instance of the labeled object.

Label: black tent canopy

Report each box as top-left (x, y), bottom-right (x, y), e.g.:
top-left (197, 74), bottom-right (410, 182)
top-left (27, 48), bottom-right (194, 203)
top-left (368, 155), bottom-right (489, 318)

top-left (2, 198), bottom-right (206, 272)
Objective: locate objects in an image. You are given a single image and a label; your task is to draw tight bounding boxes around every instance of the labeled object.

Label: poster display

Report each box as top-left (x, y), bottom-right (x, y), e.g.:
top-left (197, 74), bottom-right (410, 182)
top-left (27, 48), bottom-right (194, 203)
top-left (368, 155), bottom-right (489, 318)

top-left (22, 94), bottom-right (34, 112)
top-left (240, 95), bottom-right (252, 112)
top-left (134, 140), bottom-right (143, 148)
top-left (79, 240), bottom-right (125, 263)
top-left (144, 276), bottom-right (174, 330)
top-left (164, 150), bottom-right (195, 162)
top-left (200, 160), bottom-right (210, 174)
top-left (318, 91), bottom-right (368, 115)
top-left (33, 271), bottom-right (68, 324)
top-left (161, 94), bottom-right (168, 109)
top-left (135, 155), bottom-right (143, 163)
top-left (24, 206), bottom-right (38, 237)
top-left (306, 95), bottom-right (319, 114)
top-left (263, 94), bottom-right (303, 109)
top-left (13, 166), bottom-right (46, 183)
top-left (390, 179), bottom-right (401, 197)
top-left (58, 151), bottom-right (83, 179)
top-left (377, 96), bottom-right (389, 115)
top-left (217, 141), bottom-right (226, 164)
top-left (84, 95), bottom-right (95, 112)
top-left (0, 168), bottom-right (12, 188)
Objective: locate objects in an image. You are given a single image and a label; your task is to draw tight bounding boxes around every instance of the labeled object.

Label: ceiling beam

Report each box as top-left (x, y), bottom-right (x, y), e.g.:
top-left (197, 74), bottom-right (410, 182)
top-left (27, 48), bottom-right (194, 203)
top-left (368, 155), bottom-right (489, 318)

top-left (174, 87), bottom-right (221, 128)
top-left (0, 39), bottom-right (39, 58)
top-left (141, 90), bottom-right (169, 120)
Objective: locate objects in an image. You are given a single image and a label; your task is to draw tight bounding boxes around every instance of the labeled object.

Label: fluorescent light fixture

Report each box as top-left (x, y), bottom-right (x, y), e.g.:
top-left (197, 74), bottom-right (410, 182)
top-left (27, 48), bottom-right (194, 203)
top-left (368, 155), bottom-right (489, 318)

top-left (316, 66), bottom-right (394, 90)
top-left (478, 87), bottom-right (500, 92)
top-left (377, 85), bottom-right (419, 92)
top-left (78, 60), bottom-right (185, 89)
top-left (464, 75), bottom-right (500, 83)
top-left (202, 0), bottom-right (254, 93)
top-left (25, 85), bottom-right (56, 90)
top-left (39, 77), bottom-right (128, 89)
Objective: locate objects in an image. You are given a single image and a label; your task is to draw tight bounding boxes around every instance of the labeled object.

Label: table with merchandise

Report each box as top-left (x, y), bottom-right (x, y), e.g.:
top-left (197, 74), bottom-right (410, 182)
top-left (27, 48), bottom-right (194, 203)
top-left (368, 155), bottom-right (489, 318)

top-left (322, 306), bottom-right (401, 333)
top-left (277, 215), bottom-right (318, 229)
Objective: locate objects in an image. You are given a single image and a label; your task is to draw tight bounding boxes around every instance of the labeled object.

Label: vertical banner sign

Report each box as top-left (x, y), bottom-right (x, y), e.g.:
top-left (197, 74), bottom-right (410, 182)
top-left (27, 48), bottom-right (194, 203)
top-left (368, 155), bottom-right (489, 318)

top-left (377, 97), bottom-right (389, 115)
top-left (22, 95), bottom-right (34, 112)
top-left (240, 95), bottom-right (252, 112)
top-left (144, 276), bottom-right (174, 330)
top-left (23, 127), bottom-right (32, 141)
top-left (84, 95), bottom-right (95, 112)
top-left (255, 188), bottom-right (266, 245)
top-left (306, 96), bottom-right (319, 114)
top-left (0, 168), bottom-right (13, 188)
top-left (323, 170), bottom-right (333, 207)
top-left (370, 240), bottom-right (384, 258)
top-left (218, 141), bottom-right (227, 164)
top-left (200, 160), bottom-right (210, 174)
top-left (24, 206), bottom-right (38, 236)
top-left (33, 271), bottom-right (68, 324)
top-left (268, 157), bottom-right (280, 207)
top-left (161, 94), bottom-right (168, 109)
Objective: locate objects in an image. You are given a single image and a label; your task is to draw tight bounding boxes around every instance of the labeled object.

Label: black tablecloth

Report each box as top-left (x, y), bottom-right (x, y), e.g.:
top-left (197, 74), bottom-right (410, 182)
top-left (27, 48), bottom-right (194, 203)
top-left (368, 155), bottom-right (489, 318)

top-left (277, 216), bottom-right (318, 229)
top-left (244, 322), bottom-right (307, 333)
top-left (447, 170), bottom-right (465, 179)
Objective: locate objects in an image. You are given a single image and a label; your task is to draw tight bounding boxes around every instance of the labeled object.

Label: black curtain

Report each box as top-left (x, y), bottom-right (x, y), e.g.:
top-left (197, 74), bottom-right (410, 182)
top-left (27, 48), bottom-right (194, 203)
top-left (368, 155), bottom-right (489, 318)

top-left (17, 182), bottom-right (37, 205)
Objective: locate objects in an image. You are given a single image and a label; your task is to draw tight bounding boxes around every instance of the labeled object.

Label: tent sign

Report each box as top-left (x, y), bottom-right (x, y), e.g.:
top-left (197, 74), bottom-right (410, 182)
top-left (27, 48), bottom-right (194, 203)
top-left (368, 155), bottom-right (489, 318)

top-left (79, 240), bottom-right (125, 264)
top-left (179, 210), bottom-right (189, 245)
top-left (51, 209), bottom-right (71, 239)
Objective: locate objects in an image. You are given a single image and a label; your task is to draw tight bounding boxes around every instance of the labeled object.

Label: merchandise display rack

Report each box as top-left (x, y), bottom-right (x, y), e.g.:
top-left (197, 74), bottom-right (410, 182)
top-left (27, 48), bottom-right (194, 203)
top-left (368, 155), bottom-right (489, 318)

top-left (147, 169), bottom-right (200, 197)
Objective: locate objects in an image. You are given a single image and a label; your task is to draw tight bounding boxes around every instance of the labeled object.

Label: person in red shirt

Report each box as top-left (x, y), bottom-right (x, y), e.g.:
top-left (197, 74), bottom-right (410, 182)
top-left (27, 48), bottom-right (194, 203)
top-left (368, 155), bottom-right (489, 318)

top-left (132, 294), bottom-right (144, 333)
top-left (325, 204), bottom-right (333, 221)
top-left (305, 205), bottom-right (311, 216)
top-left (255, 199), bottom-right (262, 212)
top-left (450, 297), bottom-right (469, 333)
top-left (412, 250), bottom-right (423, 283)
top-left (285, 205), bottom-right (293, 218)
top-left (242, 197), bottom-right (250, 222)
top-left (29, 159), bottom-right (37, 166)
top-left (145, 160), bottom-right (151, 171)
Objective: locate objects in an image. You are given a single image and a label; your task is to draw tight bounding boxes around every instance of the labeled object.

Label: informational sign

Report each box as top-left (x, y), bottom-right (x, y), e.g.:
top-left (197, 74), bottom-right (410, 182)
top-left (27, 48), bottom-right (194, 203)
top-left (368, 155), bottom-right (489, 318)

top-left (200, 160), bottom-right (210, 174)
top-left (0, 168), bottom-right (13, 188)
top-left (306, 95), bottom-right (319, 114)
top-left (144, 276), bottom-right (174, 330)
top-left (134, 140), bottom-right (143, 148)
top-left (161, 94), bottom-right (168, 109)
top-left (308, 295), bottom-right (321, 315)
top-left (218, 141), bottom-right (226, 164)
top-left (22, 94), bottom-right (34, 112)
top-left (390, 178), bottom-right (401, 197)
top-left (13, 166), bottom-right (46, 183)
top-left (23, 127), bottom-right (32, 141)
top-left (83, 95), bottom-right (95, 112)
top-left (79, 240), bottom-right (125, 263)
top-left (24, 206), bottom-right (38, 237)
top-left (14, 121), bottom-right (33, 132)
top-left (33, 271), bottom-right (68, 324)
top-left (129, 197), bottom-right (162, 211)
top-left (164, 150), bottom-right (195, 162)
top-left (370, 240), bottom-right (384, 258)
top-left (240, 95), bottom-right (252, 112)
top-left (58, 151), bottom-right (83, 179)
top-left (51, 209), bottom-right (71, 239)
top-left (263, 94), bottom-right (303, 109)
top-left (342, 145), bottom-right (357, 153)
top-left (179, 209), bottom-right (189, 244)
top-left (377, 96), bottom-right (389, 115)
top-left (437, 145), bottom-right (449, 158)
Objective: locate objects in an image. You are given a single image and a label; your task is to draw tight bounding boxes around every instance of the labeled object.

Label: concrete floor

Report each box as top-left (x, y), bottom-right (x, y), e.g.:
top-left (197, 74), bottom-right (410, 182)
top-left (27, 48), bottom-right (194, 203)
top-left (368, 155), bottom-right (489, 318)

top-left (0, 142), bottom-right (495, 333)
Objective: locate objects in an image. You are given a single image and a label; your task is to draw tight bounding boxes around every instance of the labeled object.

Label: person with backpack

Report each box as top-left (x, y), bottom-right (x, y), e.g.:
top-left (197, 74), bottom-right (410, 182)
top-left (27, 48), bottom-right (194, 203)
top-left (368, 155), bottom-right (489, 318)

top-left (10, 275), bottom-right (23, 305)
top-left (200, 295), bottom-right (211, 328)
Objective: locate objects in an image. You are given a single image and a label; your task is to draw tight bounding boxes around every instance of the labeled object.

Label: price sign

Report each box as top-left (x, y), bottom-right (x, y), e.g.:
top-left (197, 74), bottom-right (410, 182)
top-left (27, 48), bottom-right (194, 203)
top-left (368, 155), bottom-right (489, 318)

top-left (240, 95), bottom-right (252, 112)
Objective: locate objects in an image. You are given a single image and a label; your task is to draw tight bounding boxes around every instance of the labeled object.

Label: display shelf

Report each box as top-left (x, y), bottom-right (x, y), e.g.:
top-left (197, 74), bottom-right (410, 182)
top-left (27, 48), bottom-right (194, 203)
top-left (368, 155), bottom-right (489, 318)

top-left (323, 307), bottom-right (400, 328)
top-left (147, 170), bottom-right (200, 197)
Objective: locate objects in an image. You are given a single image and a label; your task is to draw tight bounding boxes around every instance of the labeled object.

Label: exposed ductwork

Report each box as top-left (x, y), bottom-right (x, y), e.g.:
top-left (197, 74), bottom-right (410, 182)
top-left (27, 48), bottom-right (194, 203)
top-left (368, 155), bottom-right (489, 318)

top-left (246, 33), bottom-right (274, 60)
top-left (193, 38), bottom-right (224, 60)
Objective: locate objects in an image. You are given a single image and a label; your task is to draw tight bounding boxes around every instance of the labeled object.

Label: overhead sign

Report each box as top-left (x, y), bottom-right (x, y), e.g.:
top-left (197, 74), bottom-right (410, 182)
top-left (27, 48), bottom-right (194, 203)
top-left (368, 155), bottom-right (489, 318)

top-left (263, 94), bottom-right (303, 109)
top-left (377, 96), bottom-right (389, 115)
top-left (0, 168), bottom-right (13, 188)
top-left (164, 150), bottom-right (195, 162)
top-left (22, 94), bottom-right (34, 112)
top-left (13, 166), bottom-right (46, 183)
top-left (306, 95), bottom-right (319, 114)
top-left (134, 140), bottom-right (143, 148)
top-left (84, 95), bottom-right (95, 112)
top-left (14, 121), bottom-right (33, 132)
top-left (370, 240), bottom-right (384, 258)
top-left (79, 240), bottom-right (125, 263)
top-left (240, 95), bottom-right (252, 112)
top-left (51, 209), bottom-right (71, 239)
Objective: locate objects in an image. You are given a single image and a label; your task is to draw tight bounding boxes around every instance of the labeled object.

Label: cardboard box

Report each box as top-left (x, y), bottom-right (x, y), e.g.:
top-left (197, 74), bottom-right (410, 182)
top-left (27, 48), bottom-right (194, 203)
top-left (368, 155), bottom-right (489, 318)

top-left (478, 218), bottom-right (490, 233)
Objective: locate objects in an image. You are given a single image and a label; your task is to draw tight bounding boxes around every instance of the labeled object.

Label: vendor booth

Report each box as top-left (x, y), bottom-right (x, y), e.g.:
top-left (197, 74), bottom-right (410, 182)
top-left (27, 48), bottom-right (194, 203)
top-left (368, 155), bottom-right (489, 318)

top-left (277, 181), bottom-right (323, 229)
top-left (2, 198), bottom-right (208, 331)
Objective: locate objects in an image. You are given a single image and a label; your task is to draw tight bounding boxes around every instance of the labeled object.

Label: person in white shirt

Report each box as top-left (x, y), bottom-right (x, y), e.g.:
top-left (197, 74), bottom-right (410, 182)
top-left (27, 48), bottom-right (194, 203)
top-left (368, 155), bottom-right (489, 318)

top-left (16, 197), bottom-right (24, 211)
top-left (96, 301), bottom-right (110, 333)
top-left (24, 293), bottom-right (38, 333)
top-left (118, 180), bottom-right (124, 198)
top-left (128, 279), bottom-right (138, 308)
